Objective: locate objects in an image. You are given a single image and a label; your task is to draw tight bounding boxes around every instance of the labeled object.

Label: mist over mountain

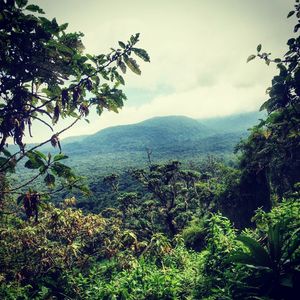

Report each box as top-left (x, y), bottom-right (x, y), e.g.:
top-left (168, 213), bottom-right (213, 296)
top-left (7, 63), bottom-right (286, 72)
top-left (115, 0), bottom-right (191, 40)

top-left (61, 111), bottom-right (261, 157)
top-left (199, 111), bottom-right (265, 133)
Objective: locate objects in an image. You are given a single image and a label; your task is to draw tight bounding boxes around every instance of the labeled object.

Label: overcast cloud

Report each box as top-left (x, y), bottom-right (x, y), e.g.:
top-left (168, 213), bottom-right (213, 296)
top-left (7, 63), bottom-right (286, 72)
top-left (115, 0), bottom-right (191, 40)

top-left (27, 0), bottom-right (296, 141)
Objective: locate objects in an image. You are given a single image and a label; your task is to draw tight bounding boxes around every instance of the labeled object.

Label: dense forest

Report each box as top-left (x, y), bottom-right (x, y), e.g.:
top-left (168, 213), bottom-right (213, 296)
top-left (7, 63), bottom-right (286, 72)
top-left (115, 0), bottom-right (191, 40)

top-left (0, 0), bottom-right (300, 299)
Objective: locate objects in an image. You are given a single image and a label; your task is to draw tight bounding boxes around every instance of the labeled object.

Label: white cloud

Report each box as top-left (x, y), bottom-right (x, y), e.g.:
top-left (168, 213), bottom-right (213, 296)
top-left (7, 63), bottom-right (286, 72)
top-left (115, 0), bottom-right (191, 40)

top-left (57, 79), bottom-right (269, 140)
top-left (22, 0), bottom-right (295, 143)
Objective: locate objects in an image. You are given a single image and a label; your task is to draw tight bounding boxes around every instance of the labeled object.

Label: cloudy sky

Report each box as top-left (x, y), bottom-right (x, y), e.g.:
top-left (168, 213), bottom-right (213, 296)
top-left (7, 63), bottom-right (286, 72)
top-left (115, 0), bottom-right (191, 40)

top-left (30, 0), bottom-right (295, 141)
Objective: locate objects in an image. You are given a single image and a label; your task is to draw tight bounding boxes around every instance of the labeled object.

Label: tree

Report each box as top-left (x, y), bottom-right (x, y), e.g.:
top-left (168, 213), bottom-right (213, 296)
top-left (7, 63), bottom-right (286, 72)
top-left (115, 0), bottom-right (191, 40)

top-left (237, 0), bottom-right (300, 207)
top-left (0, 0), bottom-right (150, 200)
top-left (132, 161), bottom-right (202, 236)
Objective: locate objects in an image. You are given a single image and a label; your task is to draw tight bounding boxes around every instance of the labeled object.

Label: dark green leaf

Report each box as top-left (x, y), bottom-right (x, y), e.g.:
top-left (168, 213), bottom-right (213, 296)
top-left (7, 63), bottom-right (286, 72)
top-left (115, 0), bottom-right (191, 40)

top-left (259, 100), bottom-right (270, 111)
top-left (16, 195), bottom-right (24, 205)
top-left (118, 61), bottom-right (127, 74)
top-left (51, 162), bottom-right (72, 177)
top-left (26, 4), bottom-right (45, 14)
top-left (236, 235), bottom-right (272, 267)
top-left (44, 173), bottom-right (55, 187)
top-left (257, 44), bottom-right (262, 52)
top-left (118, 41), bottom-right (126, 49)
top-left (247, 54), bottom-right (256, 63)
top-left (59, 23), bottom-right (68, 31)
top-left (287, 38), bottom-right (295, 46)
top-left (114, 72), bottom-right (125, 85)
top-left (268, 223), bottom-right (282, 262)
top-left (229, 252), bottom-right (261, 266)
top-left (39, 165), bottom-right (47, 175)
top-left (33, 150), bottom-right (47, 161)
top-left (24, 160), bottom-right (42, 169)
top-left (287, 11), bottom-right (295, 18)
top-left (16, 0), bottom-right (28, 8)
top-left (132, 48), bottom-right (150, 62)
top-left (1, 149), bottom-right (11, 158)
top-left (25, 152), bottom-right (46, 169)
top-left (53, 154), bottom-right (68, 162)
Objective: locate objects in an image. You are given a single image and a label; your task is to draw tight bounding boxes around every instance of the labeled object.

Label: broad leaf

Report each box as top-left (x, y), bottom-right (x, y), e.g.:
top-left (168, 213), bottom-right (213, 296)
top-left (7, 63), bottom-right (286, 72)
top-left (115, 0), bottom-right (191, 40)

top-left (236, 235), bottom-right (272, 268)
top-left (257, 44), bottom-right (262, 52)
top-left (44, 173), bottom-right (55, 187)
top-left (16, 194), bottom-right (24, 205)
top-left (118, 41), bottom-right (126, 49)
top-left (132, 48), bottom-right (150, 62)
top-left (26, 4), bottom-right (45, 14)
top-left (33, 150), bottom-right (47, 161)
top-left (1, 149), bottom-right (11, 157)
top-left (247, 54), bottom-right (256, 63)
top-left (123, 54), bottom-right (141, 75)
top-left (53, 154), bottom-right (68, 162)
top-left (118, 61), bottom-right (127, 74)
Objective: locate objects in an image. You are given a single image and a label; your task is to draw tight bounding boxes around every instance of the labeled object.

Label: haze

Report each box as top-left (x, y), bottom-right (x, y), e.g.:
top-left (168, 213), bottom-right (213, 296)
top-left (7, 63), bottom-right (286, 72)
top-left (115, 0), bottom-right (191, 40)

top-left (28, 0), bottom-right (295, 142)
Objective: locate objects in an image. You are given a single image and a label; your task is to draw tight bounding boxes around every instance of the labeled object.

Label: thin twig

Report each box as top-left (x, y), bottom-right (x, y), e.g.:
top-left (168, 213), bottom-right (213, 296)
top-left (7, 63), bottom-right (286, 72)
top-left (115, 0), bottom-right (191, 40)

top-left (9, 172), bottom-right (43, 192)
top-left (31, 115), bottom-right (54, 132)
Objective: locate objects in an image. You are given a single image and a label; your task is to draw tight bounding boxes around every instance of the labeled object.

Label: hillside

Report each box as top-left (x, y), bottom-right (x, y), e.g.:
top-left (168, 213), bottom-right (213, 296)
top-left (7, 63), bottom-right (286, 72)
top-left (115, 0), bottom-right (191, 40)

top-left (63, 115), bottom-right (210, 154)
top-left (62, 112), bottom-right (261, 159)
top-left (9, 112), bottom-right (262, 188)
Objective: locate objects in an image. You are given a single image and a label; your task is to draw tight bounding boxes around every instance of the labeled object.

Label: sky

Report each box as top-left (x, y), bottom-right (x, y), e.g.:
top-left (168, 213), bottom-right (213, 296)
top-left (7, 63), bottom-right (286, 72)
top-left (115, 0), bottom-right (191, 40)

top-left (28, 0), bottom-right (296, 142)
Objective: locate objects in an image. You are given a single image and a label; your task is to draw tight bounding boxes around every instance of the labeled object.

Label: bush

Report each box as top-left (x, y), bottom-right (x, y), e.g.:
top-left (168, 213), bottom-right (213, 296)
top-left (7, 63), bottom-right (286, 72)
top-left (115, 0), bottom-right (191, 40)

top-left (65, 243), bottom-right (204, 299)
top-left (181, 216), bottom-right (208, 251)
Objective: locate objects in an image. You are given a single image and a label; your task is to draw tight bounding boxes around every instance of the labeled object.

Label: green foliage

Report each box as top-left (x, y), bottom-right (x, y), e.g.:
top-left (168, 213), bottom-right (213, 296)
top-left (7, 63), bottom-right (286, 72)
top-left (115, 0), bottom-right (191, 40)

top-left (0, 1), bottom-right (299, 299)
top-left (230, 201), bottom-right (300, 299)
top-left (0, 282), bottom-right (31, 300)
top-left (238, 1), bottom-right (300, 200)
top-left (131, 160), bottom-right (210, 236)
top-left (0, 203), bottom-right (125, 298)
top-left (65, 243), bottom-right (203, 300)
top-left (189, 213), bottom-right (240, 300)
top-left (0, 0), bottom-right (149, 198)
top-left (181, 216), bottom-right (208, 251)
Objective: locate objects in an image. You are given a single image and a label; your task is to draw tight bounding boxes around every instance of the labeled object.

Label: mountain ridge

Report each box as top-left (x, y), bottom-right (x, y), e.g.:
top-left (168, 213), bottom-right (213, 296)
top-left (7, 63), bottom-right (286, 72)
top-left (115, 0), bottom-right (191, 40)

top-left (61, 111), bottom-right (262, 145)
top-left (60, 112), bottom-right (260, 158)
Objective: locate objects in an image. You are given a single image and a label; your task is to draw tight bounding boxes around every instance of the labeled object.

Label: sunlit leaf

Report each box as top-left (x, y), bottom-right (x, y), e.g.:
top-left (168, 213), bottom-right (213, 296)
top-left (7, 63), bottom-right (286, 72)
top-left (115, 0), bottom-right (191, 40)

top-left (123, 54), bottom-right (141, 75)
top-left (132, 48), bottom-right (150, 62)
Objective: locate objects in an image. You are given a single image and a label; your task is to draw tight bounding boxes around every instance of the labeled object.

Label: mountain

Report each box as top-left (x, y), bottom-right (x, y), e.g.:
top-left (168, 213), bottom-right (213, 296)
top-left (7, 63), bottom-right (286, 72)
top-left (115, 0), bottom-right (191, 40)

top-left (199, 111), bottom-right (265, 133)
top-left (63, 115), bottom-right (213, 156)
top-left (67, 115), bottom-right (211, 153)
top-left (61, 135), bottom-right (88, 144)
top-left (9, 112), bottom-right (262, 205)
top-left (8, 112), bottom-right (261, 173)
top-left (59, 113), bottom-right (262, 168)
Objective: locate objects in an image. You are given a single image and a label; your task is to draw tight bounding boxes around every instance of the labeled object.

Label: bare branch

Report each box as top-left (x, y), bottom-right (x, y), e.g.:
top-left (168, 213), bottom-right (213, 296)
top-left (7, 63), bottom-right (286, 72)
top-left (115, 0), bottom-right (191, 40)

top-left (31, 115), bottom-right (54, 132)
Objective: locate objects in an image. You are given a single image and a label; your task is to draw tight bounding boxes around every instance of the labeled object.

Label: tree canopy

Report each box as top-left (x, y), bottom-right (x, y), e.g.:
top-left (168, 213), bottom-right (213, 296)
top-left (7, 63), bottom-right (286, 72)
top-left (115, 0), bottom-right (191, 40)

top-left (0, 1), bottom-right (299, 299)
top-left (0, 0), bottom-right (149, 194)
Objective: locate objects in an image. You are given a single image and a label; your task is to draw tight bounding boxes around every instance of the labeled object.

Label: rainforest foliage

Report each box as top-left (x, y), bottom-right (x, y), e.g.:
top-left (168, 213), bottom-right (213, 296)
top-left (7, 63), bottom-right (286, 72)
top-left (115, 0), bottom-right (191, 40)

top-left (0, 0), bottom-right (300, 299)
